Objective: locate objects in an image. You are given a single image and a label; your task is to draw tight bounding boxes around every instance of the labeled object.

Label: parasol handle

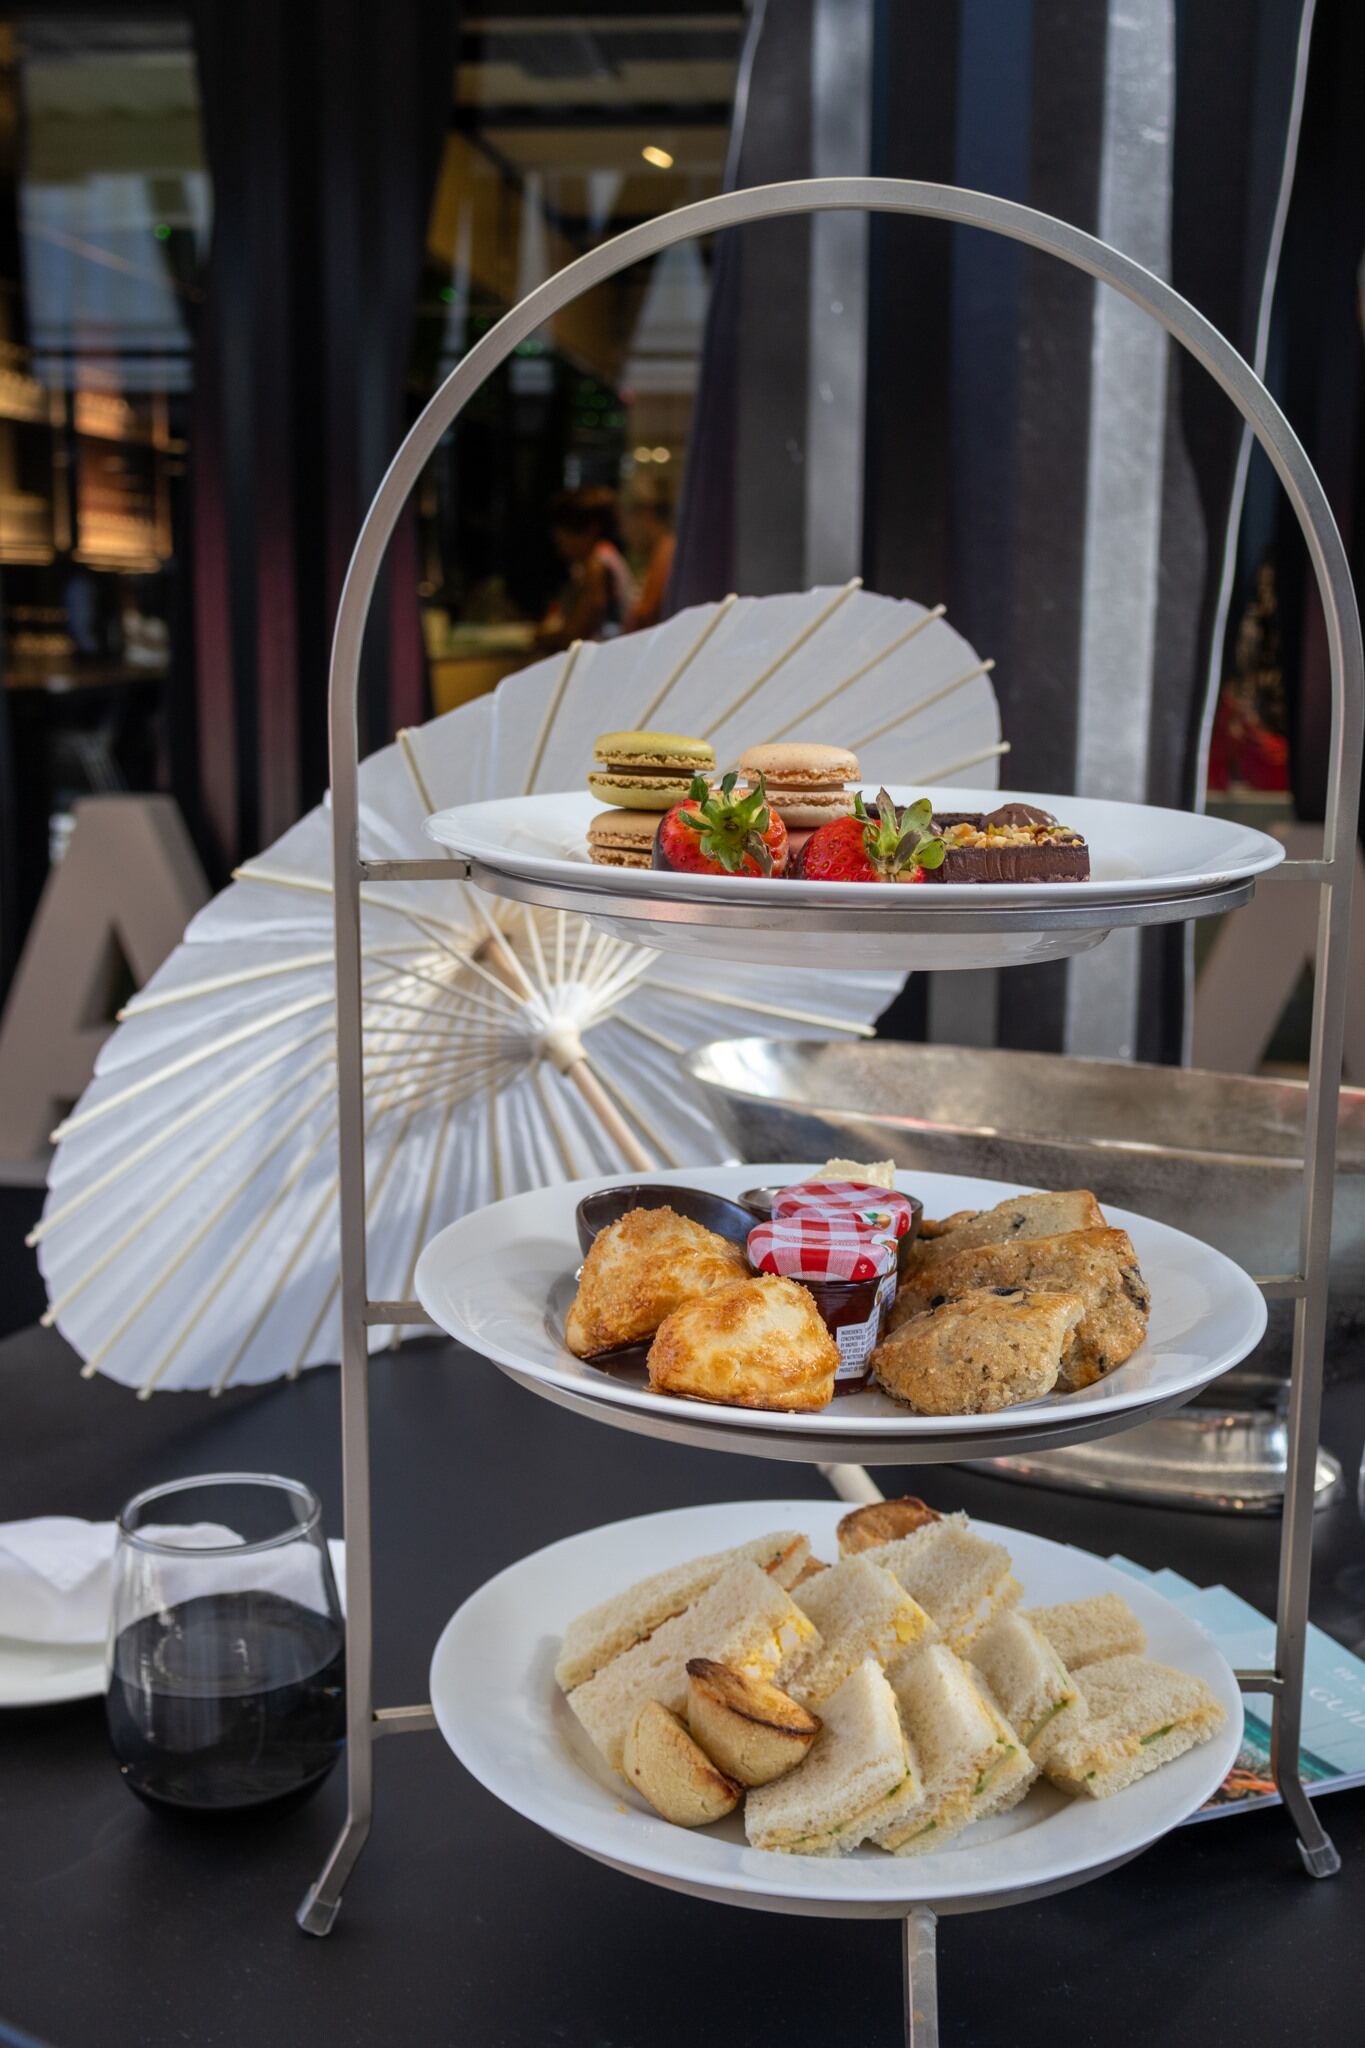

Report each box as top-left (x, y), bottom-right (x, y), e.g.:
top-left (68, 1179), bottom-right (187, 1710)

top-left (564, 1057), bottom-right (655, 1174)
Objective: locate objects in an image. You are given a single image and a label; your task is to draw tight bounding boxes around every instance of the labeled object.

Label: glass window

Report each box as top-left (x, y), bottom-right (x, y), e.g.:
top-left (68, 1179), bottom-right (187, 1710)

top-left (0, 13), bottom-right (206, 950)
top-left (411, 6), bottom-right (743, 713)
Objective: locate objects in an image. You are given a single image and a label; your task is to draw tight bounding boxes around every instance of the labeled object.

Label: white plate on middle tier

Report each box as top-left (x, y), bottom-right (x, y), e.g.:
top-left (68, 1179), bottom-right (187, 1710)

top-left (429, 1500), bottom-right (1244, 1916)
top-left (414, 1164), bottom-right (1266, 1442)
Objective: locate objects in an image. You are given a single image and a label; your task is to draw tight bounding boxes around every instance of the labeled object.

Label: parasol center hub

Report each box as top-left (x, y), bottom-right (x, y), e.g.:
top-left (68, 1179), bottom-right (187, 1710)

top-left (538, 1022), bottom-right (586, 1073)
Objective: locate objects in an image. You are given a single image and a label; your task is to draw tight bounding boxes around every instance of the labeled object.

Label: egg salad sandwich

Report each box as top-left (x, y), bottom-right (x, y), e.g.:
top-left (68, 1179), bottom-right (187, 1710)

top-left (788, 1554), bottom-right (936, 1705)
top-left (555, 1531), bottom-right (810, 1692)
top-left (565, 1559), bottom-right (818, 1774)
top-left (1043, 1654), bottom-right (1225, 1798)
top-left (970, 1610), bottom-right (1086, 1764)
top-left (1023, 1591), bottom-right (1145, 1672)
top-left (745, 1659), bottom-right (921, 1856)
top-left (866, 1513), bottom-right (1021, 1652)
top-left (874, 1644), bottom-right (1036, 1855)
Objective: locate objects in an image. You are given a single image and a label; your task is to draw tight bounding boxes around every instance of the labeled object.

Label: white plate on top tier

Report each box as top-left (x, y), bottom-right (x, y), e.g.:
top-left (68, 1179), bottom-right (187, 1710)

top-left (429, 1500), bottom-right (1243, 1917)
top-left (413, 1165), bottom-right (1266, 1456)
top-left (423, 786), bottom-right (1284, 969)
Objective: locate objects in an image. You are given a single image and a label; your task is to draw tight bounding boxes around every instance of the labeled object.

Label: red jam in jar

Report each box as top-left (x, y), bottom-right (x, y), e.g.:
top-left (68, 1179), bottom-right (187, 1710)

top-left (747, 1217), bottom-right (897, 1393)
top-left (772, 1180), bottom-right (922, 1275)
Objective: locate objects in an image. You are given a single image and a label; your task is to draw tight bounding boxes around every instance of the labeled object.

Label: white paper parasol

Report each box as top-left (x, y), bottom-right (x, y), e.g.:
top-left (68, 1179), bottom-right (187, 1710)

top-left (34, 583), bottom-right (999, 1394)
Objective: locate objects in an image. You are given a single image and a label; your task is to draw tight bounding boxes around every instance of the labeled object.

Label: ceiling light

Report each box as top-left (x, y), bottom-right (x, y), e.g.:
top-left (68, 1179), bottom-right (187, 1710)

top-left (652, 447), bottom-right (671, 462)
top-left (641, 146), bottom-right (674, 170)
top-left (633, 445), bottom-right (654, 462)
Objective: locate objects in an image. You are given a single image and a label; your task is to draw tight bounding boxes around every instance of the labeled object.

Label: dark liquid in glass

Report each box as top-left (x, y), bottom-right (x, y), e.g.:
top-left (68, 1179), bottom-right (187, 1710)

top-left (106, 1591), bottom-right (345, 1811)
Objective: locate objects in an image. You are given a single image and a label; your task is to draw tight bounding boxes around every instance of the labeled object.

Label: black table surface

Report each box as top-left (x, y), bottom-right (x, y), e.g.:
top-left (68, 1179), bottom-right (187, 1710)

top-left (4, 1324), bottom-right (1365, 2048)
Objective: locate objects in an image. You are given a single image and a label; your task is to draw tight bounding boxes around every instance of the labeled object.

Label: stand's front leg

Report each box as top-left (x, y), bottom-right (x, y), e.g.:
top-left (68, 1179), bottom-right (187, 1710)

top-left (903, 1906), bottom-right (939, 2047)
top-left (297, 1294), bottom-right (376, 1930)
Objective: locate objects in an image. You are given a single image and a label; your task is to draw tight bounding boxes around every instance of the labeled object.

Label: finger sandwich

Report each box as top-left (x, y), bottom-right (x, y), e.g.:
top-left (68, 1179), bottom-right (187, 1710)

top-left (787, 1554), bottom-right (936, 1706)
top-left (556, 1531), bottom-right (810, 1692)
top-left (565, 1560), bottom-right (818, 1774)
top-left (875, 1644), bottom-right (1036, 1854)
top-left (970, 1609), bottom-right (1087, 1764)
top-left (1023, 1591), bottom-right (1145, 1671)
top-left (866, 1513), bottom-right (1021, 1652)
top-left (745, 1659), bottom-right (920, 1856)
top-left (1043, 1655), bottom-right (1225, 1799)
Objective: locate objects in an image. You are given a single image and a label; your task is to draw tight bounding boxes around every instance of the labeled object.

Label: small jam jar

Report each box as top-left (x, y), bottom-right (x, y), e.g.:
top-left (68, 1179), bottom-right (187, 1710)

top-left (772, 1180), bottom-right (922, 1275)
top-left (747, 1216), bottom-right (898, 1394)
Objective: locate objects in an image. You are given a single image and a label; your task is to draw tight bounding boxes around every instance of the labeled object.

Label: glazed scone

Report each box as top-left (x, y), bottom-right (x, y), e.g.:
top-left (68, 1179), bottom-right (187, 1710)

top-left (907, 1190), bottom-right (1105, 1273)
top-left (623, 1700), bottom-right (742, 1826)
top-left (891, 1227), bottom-right (1150, 1388)
top-left (872, 1288), bottom-right (1085, 1415)
top-left (647, 1274), bottom-right (839, 1412)
top-left (566, 1205), bottom-right (749, 1357)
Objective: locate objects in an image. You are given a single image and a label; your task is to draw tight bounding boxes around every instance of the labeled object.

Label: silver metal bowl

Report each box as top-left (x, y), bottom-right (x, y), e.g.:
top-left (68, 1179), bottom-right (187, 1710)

top-left (685, 1037), bottom-right (1365, 1377)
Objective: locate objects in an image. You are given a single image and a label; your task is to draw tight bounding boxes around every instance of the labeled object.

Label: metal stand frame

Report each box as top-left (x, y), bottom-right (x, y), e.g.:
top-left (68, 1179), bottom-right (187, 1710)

top-left (298, 179), bottom-right (1364, 2043)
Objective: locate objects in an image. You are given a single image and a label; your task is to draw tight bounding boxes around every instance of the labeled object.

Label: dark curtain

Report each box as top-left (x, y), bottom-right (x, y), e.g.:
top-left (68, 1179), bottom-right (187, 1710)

top-left (190, 0), bottom-right (456, 867)
top-left (865, 0), bottom-right (1314, 1062)
top-left (1271, 0), bottom-right (1365, 825)
top-left (670, 0), bottom-right (1317, 1062)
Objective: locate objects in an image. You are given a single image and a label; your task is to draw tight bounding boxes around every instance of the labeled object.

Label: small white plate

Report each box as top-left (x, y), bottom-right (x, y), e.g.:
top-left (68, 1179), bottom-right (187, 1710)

top-left (424, 785), bottom-right (1283, 969)
top-left (0, 1635), bottom-right (104, 1708)
top-left (414, 1164), bottom-right (1266, 1446)
top-left (429, 1500), bottom-right (1243, 1915)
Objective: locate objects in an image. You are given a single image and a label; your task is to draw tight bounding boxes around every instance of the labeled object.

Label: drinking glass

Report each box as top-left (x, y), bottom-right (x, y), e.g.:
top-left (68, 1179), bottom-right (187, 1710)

top-left (106, 1473), bottom-right (345, 1811)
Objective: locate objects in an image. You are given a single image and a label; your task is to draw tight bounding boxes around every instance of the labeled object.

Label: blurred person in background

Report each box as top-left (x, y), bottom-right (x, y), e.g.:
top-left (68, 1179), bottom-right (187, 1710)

top-left (622, 475), bottom-right (676, 633)
top-left (535, 487), bottom-right (635, 651)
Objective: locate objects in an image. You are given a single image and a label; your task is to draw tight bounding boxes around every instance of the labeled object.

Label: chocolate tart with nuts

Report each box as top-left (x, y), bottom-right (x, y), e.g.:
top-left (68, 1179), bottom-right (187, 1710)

top-left (925, 803), bottom-right (1090, 884)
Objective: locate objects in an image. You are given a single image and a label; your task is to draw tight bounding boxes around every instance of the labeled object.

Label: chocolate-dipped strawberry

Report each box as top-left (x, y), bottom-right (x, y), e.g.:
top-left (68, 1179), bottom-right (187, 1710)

top-left (653, 772), bottom-right (789, 877)
top-left (796, 792), bottom-right (945, 884)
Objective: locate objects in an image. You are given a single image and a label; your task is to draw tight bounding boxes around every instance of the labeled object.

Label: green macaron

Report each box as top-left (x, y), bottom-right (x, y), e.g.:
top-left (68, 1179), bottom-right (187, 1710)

top-left (587, 729), bottom-right (716, 811)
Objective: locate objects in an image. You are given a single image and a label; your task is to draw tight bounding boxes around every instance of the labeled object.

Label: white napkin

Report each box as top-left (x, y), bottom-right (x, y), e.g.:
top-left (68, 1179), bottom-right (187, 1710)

top-left (0, 1518), bottom-right (347, 1647)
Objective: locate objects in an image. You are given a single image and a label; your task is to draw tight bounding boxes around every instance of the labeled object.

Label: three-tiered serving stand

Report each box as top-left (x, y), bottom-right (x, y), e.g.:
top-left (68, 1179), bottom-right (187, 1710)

top-left (297, 181), bottom-right (1363, 2048)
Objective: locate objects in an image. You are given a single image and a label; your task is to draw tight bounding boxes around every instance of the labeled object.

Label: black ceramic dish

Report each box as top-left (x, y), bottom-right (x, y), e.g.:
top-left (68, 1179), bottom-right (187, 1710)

top-left (573, 1182), bottom-right (758, 1259)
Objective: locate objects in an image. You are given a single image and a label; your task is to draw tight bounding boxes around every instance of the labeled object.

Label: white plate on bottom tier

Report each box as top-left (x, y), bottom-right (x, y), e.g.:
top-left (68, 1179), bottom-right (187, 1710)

top-left (430, 1501), bottom-right (1242, 1916)
top-left (413, 1164), bottom-right (1267, 1443)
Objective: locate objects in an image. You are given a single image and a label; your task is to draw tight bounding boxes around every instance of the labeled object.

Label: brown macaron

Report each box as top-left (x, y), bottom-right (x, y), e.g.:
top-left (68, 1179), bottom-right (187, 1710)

top-left (586, 808), bottom-right (659, 870)
top-left (737, 742), bottom-right (860, 828)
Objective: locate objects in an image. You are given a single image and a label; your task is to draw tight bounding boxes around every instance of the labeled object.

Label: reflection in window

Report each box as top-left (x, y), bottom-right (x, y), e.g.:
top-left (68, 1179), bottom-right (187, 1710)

top-left (0, 15), bottom-right (206, 944)
top-left (412, 7), bottom-right (742, 714)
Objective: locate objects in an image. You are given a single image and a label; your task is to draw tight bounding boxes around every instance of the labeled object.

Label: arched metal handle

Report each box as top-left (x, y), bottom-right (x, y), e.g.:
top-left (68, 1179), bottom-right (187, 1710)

top-left (327, 175), bottom-right (1362, 856)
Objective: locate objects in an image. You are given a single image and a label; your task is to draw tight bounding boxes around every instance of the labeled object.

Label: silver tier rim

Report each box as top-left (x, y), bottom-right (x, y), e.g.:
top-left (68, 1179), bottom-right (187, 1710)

top-left (461, 856), bottom-right (1256, 934)
top-left (491, 1359), bottom-right (1216, 1463)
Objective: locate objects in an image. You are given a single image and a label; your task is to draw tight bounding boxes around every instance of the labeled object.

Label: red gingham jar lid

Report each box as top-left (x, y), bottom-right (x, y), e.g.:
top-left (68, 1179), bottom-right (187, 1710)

top-left (748, 1215), bottom-right (897, 1284)
top-left (773, 1180), bottom-right (916, 1239)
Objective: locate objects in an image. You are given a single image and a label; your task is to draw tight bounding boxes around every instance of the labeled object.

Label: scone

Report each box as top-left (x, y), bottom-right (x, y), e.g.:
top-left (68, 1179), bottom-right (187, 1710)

top-left (566, 1205), bottom-right (749, 1357)
top-left (871, 1288), bottom-right (1085, 1415)
top-left (647, 1274), bottom-right (838, 1412)
top-left (890, 1226), bottom-right (1150, 1388)
top-left (906, 1191), bottom-right (1105, 1274)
